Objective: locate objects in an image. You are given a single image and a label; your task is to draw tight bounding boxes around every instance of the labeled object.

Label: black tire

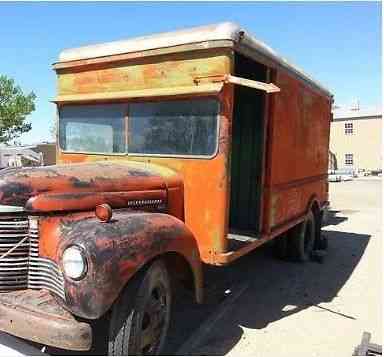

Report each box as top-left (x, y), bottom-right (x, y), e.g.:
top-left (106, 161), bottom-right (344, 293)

top-left (273, 232), bottom-right (289, 259)
top-left (288, 211), bottom-right (316, 262)
top-left (314, 211), bottom-right (328, 251)
top-left (317, 234), bottom-right (328, 251)
top-left (108, 259), bottom-right (172, 356)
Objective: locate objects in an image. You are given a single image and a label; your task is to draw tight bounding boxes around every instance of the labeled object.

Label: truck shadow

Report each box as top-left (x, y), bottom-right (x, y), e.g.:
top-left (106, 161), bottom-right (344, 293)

top-left (324, 209), bottom-right (350, 226)
top-left (166, 229), bottom-right (370, 355)
top-left (47, 227), bottom-right (369, 356)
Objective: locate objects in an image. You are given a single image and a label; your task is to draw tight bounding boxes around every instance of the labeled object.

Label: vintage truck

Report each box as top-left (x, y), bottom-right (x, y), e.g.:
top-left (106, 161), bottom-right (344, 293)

top-left (0, 22), bottom-right (332, 355)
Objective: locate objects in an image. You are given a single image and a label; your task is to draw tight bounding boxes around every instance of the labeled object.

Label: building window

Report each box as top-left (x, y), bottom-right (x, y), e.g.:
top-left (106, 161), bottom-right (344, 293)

top-left (345, 122), bottom-right (353, 135)
top-left (345, 153), bottom-right (353, 166)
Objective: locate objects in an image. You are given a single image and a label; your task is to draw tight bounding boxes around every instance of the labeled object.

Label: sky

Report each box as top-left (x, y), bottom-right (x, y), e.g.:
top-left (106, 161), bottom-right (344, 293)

top-left (0, 1), bottom-right (381, 145)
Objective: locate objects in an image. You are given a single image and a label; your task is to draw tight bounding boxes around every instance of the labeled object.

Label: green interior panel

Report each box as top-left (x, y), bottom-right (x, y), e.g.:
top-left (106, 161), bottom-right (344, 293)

top-left (229, 54), bottom-right (266, 236)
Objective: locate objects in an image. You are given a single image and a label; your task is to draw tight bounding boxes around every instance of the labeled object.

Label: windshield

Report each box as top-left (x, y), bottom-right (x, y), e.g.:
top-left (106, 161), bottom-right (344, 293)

top-left (59, 98), bottom-right (220, 157)
top-left (59, 104), bottom-right (126, 153)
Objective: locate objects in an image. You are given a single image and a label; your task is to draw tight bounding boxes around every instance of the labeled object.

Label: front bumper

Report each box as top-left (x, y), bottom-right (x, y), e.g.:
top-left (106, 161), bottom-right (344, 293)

top-left (0, 289), bottom-right (91, 351)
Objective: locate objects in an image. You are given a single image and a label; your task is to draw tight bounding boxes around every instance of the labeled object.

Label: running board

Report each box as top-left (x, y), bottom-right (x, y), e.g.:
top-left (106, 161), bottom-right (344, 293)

top-left (227, 232), bottom-right (259, 242)
top-left (214, 215), bottom-right (308, 265)
top-left (227, 232), bottom-right (259, 251)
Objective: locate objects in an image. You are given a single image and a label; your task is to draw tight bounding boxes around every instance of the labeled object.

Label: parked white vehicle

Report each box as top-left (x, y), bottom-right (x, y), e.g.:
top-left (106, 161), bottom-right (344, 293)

top-left (340, 174), bottom-right (353, 181)
top-left (328, 169), bottom-right (354, 182)
top-left (328, 173), bottom-right (342, 182)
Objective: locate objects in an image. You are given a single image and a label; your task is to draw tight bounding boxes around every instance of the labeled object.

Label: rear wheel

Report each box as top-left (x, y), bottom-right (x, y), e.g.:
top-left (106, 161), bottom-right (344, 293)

top-left (314, 210), bottom-right (328, 251)
top-left (108, 260), bottom-right (171, 356)
top-left (273, 232), bottom-right (289, 259)
top-left (288, 211), bottom-right (316, 262)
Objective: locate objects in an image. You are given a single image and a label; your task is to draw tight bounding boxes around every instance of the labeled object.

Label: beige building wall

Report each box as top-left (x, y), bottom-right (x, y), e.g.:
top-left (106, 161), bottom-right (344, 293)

top-left (330, 115), bottom-right (382, 171)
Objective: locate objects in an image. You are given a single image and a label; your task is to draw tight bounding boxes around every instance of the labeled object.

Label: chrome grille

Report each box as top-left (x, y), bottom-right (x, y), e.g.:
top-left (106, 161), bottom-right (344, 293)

top-left (0, 216), bottom-right (29, 289)
top-left (28, 224), bottom-right (66, 300)
top-left (0, 214), bottom-right (65, 300)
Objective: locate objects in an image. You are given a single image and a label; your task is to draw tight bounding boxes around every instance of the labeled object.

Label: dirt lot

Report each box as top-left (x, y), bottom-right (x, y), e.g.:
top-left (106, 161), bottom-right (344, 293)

top-left (173, 178), bottom-right (382, 356)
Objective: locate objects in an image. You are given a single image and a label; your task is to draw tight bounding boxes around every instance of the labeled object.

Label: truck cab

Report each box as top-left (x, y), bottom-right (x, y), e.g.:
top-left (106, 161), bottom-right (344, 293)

top-left (0, 22), bottom-right (332, 355)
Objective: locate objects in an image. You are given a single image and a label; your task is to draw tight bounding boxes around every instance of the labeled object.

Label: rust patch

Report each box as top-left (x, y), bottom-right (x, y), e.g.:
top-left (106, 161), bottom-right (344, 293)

top-left (26, 189), bottom-right (167, 213)
top-left (0, 289), bottom-right (91, 351)
top-left (40, 210), bottom-right (202, 319)
top-left (0, 161), bottom-right (171, 209)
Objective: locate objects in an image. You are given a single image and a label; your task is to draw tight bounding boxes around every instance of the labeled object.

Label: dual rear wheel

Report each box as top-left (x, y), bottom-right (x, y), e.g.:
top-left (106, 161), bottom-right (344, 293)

top-left (274, 210), bottom-right (317, 262)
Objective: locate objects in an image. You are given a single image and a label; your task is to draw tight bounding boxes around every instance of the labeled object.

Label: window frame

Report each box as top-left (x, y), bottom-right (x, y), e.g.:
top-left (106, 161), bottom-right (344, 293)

top-left (126, 96), bottom-right (221, 159)
top-left (57, 96), bottom-right (221, 160)
top-left (345, 153), bottom-right (354, 166)
top-left (344, 122), bottom-right (354, 135)
top-left (58, 103), bottom-right (128, 156)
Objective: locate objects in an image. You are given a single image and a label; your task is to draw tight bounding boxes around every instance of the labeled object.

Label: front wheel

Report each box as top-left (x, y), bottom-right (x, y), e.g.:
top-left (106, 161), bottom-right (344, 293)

top-left (108, 260), bottom-right (172, 356)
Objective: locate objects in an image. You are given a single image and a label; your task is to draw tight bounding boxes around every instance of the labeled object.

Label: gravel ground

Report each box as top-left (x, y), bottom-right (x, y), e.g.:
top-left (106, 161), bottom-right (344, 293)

top-left (1, 178), bottom-right (381, 356)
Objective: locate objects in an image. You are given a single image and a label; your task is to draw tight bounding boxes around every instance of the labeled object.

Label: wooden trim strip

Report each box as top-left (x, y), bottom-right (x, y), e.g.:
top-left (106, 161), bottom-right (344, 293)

top-left (194, 74), bottom-right (280, 93)
top-left (258, 68), bottom-right (272, 233)
top-left (225, 75), bottom-right (280, 93)
top-left (52, 83), bottom-right (223, 104)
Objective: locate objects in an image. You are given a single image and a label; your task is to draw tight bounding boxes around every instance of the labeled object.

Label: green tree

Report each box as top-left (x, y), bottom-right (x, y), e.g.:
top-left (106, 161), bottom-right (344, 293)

top-left (0, 75), bottom-right (36, 144)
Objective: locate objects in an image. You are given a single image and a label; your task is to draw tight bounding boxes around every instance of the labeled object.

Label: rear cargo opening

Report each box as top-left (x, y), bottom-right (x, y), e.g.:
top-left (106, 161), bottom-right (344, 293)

top-left (228, 53), bottom-right (267, 246)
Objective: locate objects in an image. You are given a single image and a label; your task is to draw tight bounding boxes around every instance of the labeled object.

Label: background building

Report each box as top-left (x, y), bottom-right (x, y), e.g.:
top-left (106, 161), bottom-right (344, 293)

top-left (330, 104), bottom-right (382, 172)
top-left (329, 150), bottom-right (337, 170)
top-left (0, 142), bottom-right (56, 169)
top-left (33, 142), bottom-right (56, 166)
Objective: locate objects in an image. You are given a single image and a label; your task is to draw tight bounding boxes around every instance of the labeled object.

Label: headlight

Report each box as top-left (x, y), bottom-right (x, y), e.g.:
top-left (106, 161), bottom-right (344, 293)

top-left (62, 246), bottom-right (87, 280)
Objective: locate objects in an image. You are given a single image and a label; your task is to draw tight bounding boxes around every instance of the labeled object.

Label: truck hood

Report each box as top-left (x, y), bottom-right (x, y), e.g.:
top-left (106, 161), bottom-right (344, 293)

top-left (0, 162), bottom-right (177, 212)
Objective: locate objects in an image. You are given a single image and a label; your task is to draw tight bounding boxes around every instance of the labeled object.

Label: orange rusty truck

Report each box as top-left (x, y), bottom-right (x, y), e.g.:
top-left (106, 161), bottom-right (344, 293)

top-left (0, 22), bottom-right (332, 355)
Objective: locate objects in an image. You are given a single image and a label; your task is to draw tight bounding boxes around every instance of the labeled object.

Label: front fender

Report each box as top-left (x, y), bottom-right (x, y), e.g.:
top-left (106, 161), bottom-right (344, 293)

top-left (42, 210), bottom-right (202, 319)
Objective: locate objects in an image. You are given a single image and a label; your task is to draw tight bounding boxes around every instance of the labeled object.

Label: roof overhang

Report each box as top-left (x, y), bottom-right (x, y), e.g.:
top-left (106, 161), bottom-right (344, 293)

top-left (54, 22), bottom-right (332, 98)
top-left (52, 83), bottom-right (223, 104)
top-left (194, 74), bottom-right (280, 93)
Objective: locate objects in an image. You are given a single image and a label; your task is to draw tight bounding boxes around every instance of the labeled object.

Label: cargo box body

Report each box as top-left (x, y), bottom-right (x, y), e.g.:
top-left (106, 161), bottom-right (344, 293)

top-left (53, 22), bottom-right (332, 265)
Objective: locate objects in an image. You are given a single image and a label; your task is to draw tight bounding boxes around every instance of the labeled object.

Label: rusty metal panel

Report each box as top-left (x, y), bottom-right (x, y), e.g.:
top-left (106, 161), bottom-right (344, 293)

top-left (0, 162), bottom-right (168, 207)
top-left (57, 50), bottom-right (231, 96)
top-left (264, 70), bottom-right (331, 230)
top-left (37, 210), bottom-right (202, 319)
